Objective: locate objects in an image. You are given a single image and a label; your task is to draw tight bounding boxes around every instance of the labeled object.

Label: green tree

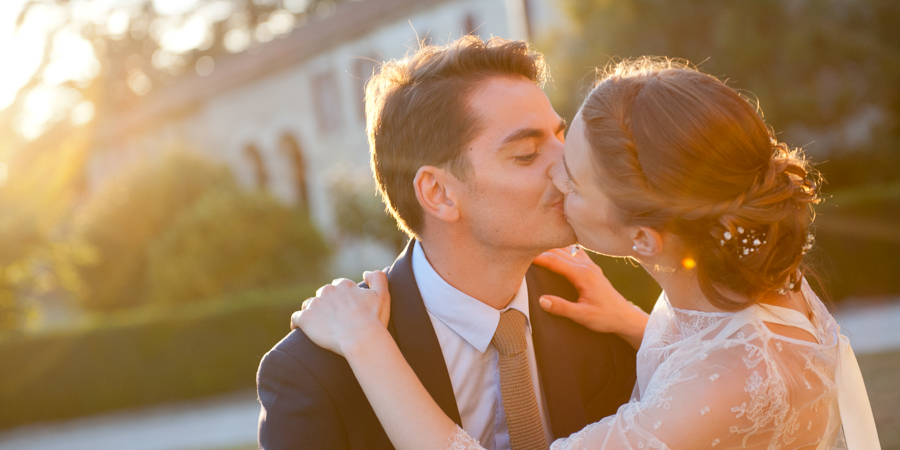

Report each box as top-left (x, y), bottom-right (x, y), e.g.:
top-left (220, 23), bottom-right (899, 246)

top-left (544, 0), bottom-right (900, 188)
top-left (327, 167), bottom-right (408, 253)
top-left (76, 152), bottom-right (235, 310)
top-left (145, 187), bottom-right (330, 305)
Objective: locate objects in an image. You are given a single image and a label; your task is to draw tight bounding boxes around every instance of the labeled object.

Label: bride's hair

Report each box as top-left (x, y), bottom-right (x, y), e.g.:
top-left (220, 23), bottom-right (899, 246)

top-left (580, 57), bottom-right (822, 310)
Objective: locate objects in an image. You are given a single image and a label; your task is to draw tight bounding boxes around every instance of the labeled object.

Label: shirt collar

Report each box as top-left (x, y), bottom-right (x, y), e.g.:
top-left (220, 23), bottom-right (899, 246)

top-left (412, 241), bottom-right (531, 353)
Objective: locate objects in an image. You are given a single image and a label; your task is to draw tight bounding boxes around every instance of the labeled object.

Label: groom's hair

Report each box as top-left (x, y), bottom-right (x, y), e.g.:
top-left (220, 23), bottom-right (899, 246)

top-left (365, 35), bottom-right (547, 237)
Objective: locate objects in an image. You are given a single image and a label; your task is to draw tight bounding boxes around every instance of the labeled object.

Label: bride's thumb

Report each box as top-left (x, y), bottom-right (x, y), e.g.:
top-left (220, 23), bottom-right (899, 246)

top-left (539, 295), bottom-right (580, 320)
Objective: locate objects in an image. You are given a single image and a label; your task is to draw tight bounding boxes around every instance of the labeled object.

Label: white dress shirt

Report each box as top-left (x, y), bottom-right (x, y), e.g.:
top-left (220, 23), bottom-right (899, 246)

top-left (411, 241), bottom-right (553, 450)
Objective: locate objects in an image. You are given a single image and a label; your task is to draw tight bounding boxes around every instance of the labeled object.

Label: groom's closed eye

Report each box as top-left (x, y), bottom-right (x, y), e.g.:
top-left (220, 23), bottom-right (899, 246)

top-left (499, 119), bottom-right (568, 149)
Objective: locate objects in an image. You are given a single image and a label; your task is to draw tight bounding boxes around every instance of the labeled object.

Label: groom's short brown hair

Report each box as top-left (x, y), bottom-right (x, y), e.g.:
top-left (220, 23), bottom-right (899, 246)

top-left (365, 35), bottom-right (548, 237)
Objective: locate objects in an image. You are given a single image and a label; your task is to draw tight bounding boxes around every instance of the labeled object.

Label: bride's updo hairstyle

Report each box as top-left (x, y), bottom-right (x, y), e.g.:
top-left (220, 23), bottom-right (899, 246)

top-left (580, 58), bottom-right (822, 310)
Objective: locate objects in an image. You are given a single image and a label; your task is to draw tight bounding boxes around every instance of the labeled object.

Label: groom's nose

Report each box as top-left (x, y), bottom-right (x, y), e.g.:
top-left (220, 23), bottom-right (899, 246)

top-left (548, 160), bottom-right (568, 192)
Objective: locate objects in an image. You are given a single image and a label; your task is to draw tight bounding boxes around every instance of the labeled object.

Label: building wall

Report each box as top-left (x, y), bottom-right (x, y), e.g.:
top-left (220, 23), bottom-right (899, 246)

top-left (87, 0), bottom-right (559, 274)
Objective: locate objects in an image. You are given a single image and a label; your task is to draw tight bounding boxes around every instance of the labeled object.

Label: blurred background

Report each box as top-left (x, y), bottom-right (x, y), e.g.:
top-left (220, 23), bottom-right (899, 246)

top-left (0, 0), bottom-right (897, 448)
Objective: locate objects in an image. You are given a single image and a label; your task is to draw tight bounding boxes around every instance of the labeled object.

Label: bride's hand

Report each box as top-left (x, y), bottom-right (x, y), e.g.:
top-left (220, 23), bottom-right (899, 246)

top-left (290, 271), bottom-right (391, 356)
top-left (533, 246), bottom-right (648, 348)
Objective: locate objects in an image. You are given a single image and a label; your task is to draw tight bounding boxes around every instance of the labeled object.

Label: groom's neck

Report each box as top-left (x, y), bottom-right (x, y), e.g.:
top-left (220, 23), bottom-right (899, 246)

top-left (418, 233), bottom-right (537, 310)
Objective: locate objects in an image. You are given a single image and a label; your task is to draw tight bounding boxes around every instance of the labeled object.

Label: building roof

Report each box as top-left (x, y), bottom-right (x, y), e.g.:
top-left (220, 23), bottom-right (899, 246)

top-left (102, 0), bottom-right (451, 143)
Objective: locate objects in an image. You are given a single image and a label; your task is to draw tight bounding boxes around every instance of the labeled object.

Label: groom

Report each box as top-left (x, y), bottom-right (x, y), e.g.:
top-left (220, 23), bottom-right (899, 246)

top-left (257, 36), bottom-right (637, 449)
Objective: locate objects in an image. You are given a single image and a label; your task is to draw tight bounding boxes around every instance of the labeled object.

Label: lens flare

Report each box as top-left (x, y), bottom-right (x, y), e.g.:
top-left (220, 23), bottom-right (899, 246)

top-left (682, 258), bottom-right (696, 269)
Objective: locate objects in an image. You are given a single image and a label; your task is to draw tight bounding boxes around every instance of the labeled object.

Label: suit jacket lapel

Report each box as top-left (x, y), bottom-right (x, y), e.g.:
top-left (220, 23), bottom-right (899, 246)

top-left (385, 239), bottom-right (462, 427)
top-left (527, 269), bottom-right (589, 439)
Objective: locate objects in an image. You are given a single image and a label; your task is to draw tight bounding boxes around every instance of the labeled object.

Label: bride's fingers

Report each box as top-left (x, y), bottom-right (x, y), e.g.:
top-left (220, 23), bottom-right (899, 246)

top-left (332, 278), bottom-right (356, 288)
top-left (533, 251), bottom-right (591, 285)
top-left (364, 271), bottom-right (390, 302)
top-left (363, 270), bottom-right (391, 326)
top-left (290, 310), bottom-right (302, 330)
top-left (570, 245), bottom-right (594, 263)
top-left (551, 246), bottom-right (595, 266)
top-left (539, 295), bottom-right (586, 322)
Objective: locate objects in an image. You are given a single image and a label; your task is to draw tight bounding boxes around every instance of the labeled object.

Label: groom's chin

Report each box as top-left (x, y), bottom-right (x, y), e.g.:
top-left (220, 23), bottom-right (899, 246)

top-left (537, 225), bottom-right (578, 253)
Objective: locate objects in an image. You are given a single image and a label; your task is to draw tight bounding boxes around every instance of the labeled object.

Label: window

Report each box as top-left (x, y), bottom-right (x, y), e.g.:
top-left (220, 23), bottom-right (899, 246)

top-left (244, 144), bottom-right (268, 190)
top-left (311, 71), bottom-right (343, 133)
top-left (278, 134), bottom-right (310, 211)
top-left (351, 57), bottom-right (379, 120)
top-left (464, 12), bottom-right (478, 36)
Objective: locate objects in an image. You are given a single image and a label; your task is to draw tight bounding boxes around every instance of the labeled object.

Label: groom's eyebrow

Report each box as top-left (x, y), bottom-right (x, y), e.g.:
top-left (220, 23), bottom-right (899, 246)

top-left (499, 119), bottom-right (567, 148)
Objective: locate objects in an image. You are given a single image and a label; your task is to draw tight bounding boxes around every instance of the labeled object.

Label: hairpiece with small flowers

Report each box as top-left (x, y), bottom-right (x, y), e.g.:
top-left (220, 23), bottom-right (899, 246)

top-left (719, 226), bottom-right (767, 259)
top-left (719, 226), bottom-right (816, 295)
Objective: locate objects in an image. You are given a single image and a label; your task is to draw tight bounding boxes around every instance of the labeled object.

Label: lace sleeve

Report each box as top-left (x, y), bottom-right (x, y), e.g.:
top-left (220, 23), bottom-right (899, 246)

top-left (547, 326), bottom-right (831, 449)
top-left (443, 426), bottom-right (484, 450)
top-left (445, 322), bottom-right (832, 450)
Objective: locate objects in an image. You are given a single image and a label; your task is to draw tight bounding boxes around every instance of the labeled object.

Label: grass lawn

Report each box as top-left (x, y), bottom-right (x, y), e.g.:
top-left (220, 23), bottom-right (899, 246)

top-left (859, 349), bottom-right (900, 449)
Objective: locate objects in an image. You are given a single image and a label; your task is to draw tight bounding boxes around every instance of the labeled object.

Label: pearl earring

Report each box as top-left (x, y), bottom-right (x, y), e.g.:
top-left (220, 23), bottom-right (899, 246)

top-left (632, 245), bottom-right (638, 251)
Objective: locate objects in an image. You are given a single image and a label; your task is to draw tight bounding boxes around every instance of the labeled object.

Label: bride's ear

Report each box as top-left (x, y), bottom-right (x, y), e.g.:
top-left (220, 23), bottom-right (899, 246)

top-left (414, 166), bottom-right (460, 224)
top-left (630, 226), bottom-right (663, 257)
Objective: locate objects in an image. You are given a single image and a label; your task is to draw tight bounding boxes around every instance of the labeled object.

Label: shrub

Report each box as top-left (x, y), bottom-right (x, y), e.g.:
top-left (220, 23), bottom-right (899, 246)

top-left (145, 188), bottom-right (330, 304)
top-left (0, 286), bottom-right (313, 430)
top-left (77, 152), bottom-right (234, 310)
top-left (327, 167), bottom-right (407, 253)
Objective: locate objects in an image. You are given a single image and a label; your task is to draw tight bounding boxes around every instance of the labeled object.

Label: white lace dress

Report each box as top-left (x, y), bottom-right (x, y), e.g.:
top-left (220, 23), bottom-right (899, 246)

top-left (446, 281), bottom-right (849, 449)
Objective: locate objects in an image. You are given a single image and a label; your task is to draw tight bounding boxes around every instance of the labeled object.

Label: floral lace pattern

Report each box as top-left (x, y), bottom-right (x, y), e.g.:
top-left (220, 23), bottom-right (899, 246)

top-left (442, 280), bottom-right (846, 450)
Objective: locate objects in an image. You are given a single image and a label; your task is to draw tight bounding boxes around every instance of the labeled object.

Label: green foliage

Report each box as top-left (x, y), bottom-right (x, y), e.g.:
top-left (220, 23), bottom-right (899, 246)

top-left (588, 253), bottom-right (661, 313)
top-left (77, 152), bottom-right (234, 310)
top-left (146, 188), bottom-right (330, 304)
top-left (0, 127), bottom-right (96, 332)
top-left (0, 285), bottom-right (314, 430)
top-left (77, 152), bottom-right (330, 310)
top-left (811, 181), bottom-right (900, 300)
top-left (545, 0), bottom-right (900, 188)
top-left (545, 0), bottom-right (900, 301)
top-left (327, 167), bottom-right (408, 253)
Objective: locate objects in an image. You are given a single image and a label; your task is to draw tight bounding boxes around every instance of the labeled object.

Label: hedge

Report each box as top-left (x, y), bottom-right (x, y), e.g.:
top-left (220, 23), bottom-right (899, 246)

top-left (0, 286), bottom-right (315, 430)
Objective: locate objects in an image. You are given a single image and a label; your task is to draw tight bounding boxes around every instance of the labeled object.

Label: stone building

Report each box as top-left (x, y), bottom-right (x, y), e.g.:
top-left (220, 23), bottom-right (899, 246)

top-left (87, 0), bottom-right (565, 274)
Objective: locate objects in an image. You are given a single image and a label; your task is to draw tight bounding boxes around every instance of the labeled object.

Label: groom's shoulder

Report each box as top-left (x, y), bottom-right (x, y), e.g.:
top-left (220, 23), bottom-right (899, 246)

top-left (526, 263), bottom-right (579, 298)
top-left (261, 328), bottom-right (345, 374)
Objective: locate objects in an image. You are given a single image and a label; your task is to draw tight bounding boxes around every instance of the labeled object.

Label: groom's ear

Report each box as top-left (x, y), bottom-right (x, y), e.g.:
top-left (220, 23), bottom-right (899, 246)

top-left (414, 166), bottom-right (461, 224)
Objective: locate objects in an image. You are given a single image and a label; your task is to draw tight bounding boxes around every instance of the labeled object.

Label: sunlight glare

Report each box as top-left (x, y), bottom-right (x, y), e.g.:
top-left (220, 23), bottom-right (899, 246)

top-left (0, 2), bottom-right (55, 111)
top-left (17, 85), bottom-right (81, 140)
top-left (153, 0), bottom-right (202, 17)
top-left (159, 14), bottom-right (211, 53)
top-left (106, 10), bottom-right (130, 38)
top-left (284, 0), bottom-right (311, 14)
top-left (71, 100), bottom-right (95, 126)
top-left (268, 10), bottom-right (295, 36)
top-left (43, 28), bottom-right (101, 86)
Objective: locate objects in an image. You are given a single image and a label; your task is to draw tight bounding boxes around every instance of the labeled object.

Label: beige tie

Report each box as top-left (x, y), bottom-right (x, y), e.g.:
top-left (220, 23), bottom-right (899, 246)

top-left (492, 309), bottom-right (548, 450)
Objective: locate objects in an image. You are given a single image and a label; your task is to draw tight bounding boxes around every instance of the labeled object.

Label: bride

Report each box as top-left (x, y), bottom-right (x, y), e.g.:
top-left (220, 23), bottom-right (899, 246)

top-left (291, 59), bottom-right (879, 449)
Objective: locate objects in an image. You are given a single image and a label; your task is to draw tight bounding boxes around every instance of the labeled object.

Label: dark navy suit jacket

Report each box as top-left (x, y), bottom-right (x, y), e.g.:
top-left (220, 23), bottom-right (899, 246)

top-left (257, 240), bottom-right (637, 449)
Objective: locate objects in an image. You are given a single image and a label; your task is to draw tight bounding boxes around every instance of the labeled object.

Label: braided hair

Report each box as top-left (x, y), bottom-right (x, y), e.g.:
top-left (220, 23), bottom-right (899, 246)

top-left (580, 58), bottom-right (821, 310)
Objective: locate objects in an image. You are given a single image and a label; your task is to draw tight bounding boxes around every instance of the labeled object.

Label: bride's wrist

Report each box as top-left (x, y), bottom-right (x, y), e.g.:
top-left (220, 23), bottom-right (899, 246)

top-left (339, 321), bottom-right (391, 359)
top-left (614, 300), bottom-right (649, 338)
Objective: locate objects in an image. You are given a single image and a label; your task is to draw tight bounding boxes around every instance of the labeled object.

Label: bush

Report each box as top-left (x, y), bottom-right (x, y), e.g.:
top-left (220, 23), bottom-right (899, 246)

top-left (327, 167), bottom-right (408, 253)
top-left (812, 182), bottom-right (900, 300)
top-left (77, 151), bottom-right (330, 310)
top-left (145, 188), bottom-right (330, 304)
top-left (0, 286), bottom-right (313, 430)
top-left (77, 152), bottom-right (234, 310)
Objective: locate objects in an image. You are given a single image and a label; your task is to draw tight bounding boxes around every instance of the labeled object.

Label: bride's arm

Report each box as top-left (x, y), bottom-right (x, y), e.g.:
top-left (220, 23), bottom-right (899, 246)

top-left (293, 272), bottom-right (471, 450)
top-left (533, 247), bottom-right (649, 348)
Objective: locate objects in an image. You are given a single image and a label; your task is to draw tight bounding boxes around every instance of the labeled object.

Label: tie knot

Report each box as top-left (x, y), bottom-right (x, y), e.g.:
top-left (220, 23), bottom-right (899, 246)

top-left (492, 309), bottom-right (528, 355)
